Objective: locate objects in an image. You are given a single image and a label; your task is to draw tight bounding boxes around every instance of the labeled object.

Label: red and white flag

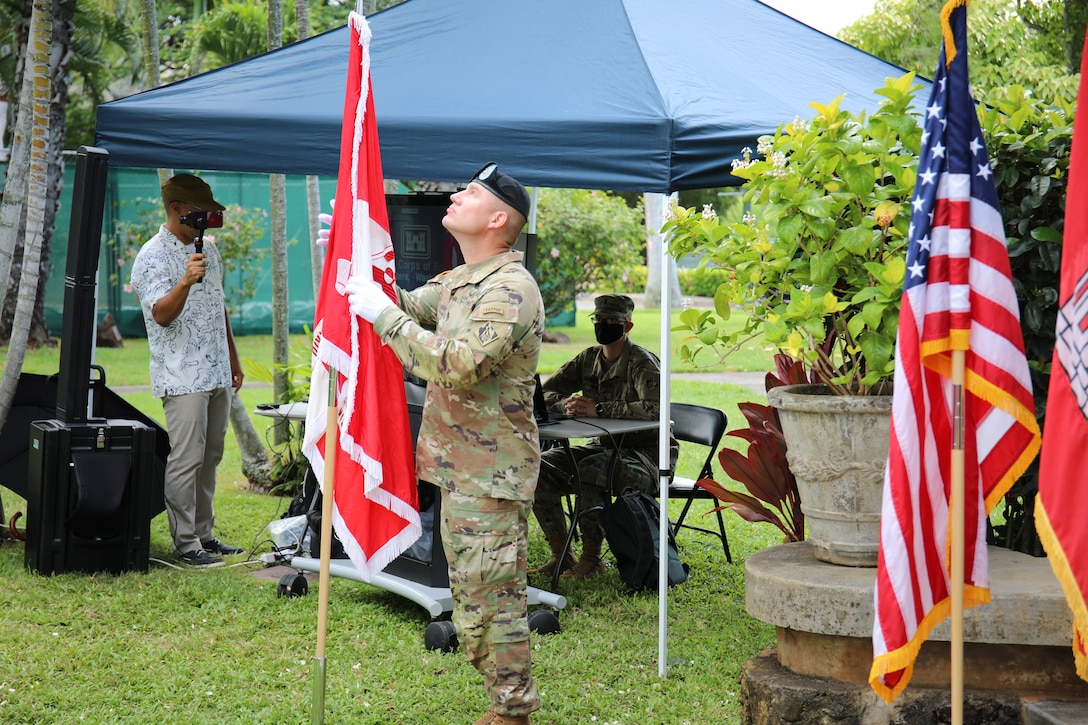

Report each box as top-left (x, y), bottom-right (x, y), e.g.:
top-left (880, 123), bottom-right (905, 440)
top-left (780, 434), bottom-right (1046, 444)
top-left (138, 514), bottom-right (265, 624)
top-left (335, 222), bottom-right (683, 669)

top-left (1035, 33), bottom-right (1088, 683)
top-left (302, 11), bottom-right (419, 581)
top-left (869, 0), bottom-right (1040, 702)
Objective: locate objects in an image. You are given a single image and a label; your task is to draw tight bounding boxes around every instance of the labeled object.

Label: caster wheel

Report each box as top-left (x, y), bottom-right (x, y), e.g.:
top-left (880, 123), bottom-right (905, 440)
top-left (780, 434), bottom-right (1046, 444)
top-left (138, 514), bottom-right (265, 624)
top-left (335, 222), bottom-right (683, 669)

top-left (277, 572), bottom-right (309, 598)
top-left (424, 620), bottom-right (459, 653)
top-left (528, 608), bottom-right (561, 636)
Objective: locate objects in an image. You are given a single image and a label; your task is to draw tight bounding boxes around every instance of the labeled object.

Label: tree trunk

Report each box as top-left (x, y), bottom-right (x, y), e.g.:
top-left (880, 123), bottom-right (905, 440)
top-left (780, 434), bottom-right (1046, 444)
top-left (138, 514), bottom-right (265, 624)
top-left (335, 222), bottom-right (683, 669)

top-left (296, 0), bottom-right (325, 302)
top-left (643, 192), bottom-right (681, 309)
top-left (229, 391), bottom-right (273, 491)
top-left (268, 0), bottom-right (289, 445)
top-left (0, 3), bottom-right (33, 313)
top-left (0, 0), bottom-right (71, 347)
top-left (270, 172), bottom-right (290, 446)
top-left (307, 176), bottom-right (324, 302)
top-left (136, 1), bottom-right (172, 205)
top-left (0, 0), bottom-right (53, 441)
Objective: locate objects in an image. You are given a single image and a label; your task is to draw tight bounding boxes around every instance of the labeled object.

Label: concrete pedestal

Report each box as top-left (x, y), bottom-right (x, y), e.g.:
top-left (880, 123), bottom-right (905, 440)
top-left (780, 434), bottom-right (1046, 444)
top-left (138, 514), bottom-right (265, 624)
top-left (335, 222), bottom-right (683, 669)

top-left (742, 542), bottom-right (1088, 723)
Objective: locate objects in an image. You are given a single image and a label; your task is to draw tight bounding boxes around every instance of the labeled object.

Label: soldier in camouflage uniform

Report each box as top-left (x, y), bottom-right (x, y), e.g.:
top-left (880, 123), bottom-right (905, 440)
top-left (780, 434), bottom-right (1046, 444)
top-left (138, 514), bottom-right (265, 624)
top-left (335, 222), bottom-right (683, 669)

top-left (531, 294), bottom-right (678, 580)
top-left (345, 163), bottom-right (544, 725)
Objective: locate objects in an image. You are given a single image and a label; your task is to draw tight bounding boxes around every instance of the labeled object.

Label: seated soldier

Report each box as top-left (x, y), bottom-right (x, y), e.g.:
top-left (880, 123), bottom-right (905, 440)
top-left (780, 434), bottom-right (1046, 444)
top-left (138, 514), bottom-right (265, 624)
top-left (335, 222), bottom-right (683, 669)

top-left (530, 294), bottom-right (677, 579)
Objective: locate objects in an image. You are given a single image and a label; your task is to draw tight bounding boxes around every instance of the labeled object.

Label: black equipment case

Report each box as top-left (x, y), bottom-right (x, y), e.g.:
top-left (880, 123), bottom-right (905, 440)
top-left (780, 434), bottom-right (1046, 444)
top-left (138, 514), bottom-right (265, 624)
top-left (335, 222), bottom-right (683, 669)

top-left (21, 146), bottom-right (159, 576)
top-left (26, 418), bottom-right (156, 575)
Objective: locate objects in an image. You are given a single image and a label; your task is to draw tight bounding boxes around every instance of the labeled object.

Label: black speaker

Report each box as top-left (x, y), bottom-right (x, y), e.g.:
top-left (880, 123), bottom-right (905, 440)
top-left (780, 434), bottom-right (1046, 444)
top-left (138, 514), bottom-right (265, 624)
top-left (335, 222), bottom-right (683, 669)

top-left (56, 146), bottom-right (110, 424)
top-left (25, 418), bottom-right (154, 576)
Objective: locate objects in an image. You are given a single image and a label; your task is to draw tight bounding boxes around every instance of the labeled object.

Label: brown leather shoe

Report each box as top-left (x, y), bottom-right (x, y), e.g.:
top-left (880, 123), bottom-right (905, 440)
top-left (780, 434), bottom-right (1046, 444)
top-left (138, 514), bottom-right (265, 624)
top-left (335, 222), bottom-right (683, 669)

top-left (559, 556), bottom-right (604, 579)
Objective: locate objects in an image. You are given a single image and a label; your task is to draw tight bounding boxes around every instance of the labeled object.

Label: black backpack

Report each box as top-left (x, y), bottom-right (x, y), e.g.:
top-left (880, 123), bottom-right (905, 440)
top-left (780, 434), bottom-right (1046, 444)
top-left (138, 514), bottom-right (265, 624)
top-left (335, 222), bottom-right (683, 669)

top-left (602, 487), bottom-right (689, 593)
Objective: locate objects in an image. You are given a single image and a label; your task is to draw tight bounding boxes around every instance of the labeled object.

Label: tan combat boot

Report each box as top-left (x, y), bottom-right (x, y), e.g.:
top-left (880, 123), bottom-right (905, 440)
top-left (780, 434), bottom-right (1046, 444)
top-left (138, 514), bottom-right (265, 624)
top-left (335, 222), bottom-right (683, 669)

top-left (528, 535), bottom-right (575, 577)
top-left (560, 533), bottom-right (605, 579)
top-left (473, 710), bottom-right (531, 725)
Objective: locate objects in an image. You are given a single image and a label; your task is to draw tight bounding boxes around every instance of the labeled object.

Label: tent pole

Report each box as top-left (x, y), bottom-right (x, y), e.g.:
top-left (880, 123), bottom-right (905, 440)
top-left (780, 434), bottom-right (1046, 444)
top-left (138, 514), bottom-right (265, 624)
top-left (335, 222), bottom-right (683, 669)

top-left (656, 192), bottom-right (671, 678)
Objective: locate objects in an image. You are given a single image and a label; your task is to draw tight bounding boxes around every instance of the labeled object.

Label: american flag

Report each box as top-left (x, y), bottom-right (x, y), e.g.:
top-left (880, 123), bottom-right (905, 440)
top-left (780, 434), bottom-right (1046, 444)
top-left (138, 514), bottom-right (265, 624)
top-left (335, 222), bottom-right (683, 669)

top-left (1035, 31), bottom-right (1088, 684)
top-left (302, 11), bottom-right (419, 581)
top-left (869, 0), bottom-right (1040, 703)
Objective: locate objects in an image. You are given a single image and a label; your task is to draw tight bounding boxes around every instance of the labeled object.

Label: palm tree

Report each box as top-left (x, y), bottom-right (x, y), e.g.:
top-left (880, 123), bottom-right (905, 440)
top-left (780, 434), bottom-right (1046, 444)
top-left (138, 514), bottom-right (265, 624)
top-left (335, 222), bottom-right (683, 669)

top-left (267, 0), bottom-right (291, 446)
top-left (0, 0), bottom-right (54, 442)
top-left (299, 0), bottom-right (325, 302)
top-left (1, 0), bottom-right (138, 345)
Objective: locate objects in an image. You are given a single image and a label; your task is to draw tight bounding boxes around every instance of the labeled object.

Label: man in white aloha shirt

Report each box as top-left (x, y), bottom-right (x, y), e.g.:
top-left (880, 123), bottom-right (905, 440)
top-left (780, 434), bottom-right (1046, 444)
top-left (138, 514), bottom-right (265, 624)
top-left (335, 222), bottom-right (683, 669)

top-left (130, 174), bottom-right (244, 568)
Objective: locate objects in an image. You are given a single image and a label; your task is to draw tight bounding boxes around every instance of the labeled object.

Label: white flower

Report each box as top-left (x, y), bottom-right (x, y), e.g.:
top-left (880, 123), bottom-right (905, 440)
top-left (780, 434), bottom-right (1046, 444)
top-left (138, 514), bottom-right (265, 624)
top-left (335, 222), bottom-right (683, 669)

top-left (701, 204), bottom-right (717, 220)
top-left (770, 151), bottom-right (789, 178)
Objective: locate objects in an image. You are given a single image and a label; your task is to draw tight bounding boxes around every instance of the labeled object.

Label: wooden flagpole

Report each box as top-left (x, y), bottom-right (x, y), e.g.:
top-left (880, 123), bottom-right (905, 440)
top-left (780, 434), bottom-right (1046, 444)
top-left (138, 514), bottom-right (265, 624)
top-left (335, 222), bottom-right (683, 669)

top-left (311, 373), bottom-right (337, 725)
top-left (950, 348), bottom-right (966, 725)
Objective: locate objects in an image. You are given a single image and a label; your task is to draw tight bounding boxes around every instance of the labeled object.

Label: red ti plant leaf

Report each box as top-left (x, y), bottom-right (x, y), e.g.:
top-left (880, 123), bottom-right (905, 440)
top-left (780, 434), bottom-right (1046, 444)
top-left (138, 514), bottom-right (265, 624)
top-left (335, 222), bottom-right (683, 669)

top-left (694, 352), bottom-right (807, 543)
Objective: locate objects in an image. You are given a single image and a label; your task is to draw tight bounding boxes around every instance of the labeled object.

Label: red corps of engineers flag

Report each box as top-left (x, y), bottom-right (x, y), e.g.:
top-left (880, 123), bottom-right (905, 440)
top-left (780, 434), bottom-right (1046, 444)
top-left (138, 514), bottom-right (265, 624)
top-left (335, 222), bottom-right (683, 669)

top-left (302, 11), bottom-right (419, 581)
top-left (1035, 32), bottom-right (1088, 683)
top-left (869, 0), bottom-right (1040, 702)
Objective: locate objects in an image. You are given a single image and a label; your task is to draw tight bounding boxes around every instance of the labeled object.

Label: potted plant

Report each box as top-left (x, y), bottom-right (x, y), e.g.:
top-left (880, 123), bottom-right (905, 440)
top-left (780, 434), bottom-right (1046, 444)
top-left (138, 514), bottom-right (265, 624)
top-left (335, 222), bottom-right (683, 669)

top-left (664, 74), bottom-right (925, 565)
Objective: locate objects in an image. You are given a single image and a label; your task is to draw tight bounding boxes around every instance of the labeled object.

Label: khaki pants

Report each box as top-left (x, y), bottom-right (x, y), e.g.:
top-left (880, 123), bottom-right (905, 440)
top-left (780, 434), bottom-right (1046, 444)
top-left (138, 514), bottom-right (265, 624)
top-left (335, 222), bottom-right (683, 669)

top-left (162, 387), bottom-right (230, 554)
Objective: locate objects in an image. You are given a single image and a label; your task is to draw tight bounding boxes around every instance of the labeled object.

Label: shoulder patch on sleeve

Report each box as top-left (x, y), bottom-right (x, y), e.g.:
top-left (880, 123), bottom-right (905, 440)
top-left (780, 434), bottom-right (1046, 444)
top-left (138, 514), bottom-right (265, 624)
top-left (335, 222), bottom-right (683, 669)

top-left (474, 320), bottom-right (501, 347)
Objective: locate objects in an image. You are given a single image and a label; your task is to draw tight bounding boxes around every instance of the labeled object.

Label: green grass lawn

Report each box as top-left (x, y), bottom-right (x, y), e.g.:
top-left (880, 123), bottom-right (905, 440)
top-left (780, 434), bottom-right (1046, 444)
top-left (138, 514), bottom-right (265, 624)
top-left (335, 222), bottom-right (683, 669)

top-left (0, 312), bottom-right (780, 724)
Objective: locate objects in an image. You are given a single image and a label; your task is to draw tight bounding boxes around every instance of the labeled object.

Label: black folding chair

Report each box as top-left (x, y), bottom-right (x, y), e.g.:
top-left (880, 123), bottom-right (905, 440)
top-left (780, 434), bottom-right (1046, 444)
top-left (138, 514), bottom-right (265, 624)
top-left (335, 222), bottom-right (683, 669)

top-left (668, 402), bottom-right (732, 562)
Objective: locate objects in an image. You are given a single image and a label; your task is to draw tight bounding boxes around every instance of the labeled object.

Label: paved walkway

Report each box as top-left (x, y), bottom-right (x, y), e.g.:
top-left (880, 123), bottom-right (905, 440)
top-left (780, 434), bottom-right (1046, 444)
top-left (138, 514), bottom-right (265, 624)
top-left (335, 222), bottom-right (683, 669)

top-left (675, 370), bottom-right (766, 397)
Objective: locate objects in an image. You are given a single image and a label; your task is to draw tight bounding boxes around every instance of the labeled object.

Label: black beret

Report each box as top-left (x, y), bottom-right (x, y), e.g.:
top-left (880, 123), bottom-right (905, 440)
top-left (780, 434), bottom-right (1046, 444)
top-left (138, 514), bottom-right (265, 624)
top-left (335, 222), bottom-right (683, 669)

top-left (470, 162), bottom-right (531, 219)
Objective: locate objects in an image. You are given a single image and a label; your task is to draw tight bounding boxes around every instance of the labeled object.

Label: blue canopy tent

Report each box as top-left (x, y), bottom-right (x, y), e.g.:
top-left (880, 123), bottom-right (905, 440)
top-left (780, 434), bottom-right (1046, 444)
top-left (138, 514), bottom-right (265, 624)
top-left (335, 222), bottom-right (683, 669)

top-left (94, 0), bottom-right (924, 675)
top-left (94, 0), bottom-right (918, 192)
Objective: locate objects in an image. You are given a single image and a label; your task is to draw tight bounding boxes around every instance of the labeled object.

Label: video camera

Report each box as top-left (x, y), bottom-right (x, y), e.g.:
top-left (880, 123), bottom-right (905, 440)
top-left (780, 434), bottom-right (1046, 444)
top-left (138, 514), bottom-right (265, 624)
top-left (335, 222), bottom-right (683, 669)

top-left (179, 209), bottom-right (223, 231)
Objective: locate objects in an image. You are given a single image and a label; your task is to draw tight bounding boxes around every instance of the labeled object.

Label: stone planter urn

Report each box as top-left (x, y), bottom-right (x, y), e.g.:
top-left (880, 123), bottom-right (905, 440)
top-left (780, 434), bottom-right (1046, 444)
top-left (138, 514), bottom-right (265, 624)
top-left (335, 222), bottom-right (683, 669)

top-left (766, 384), bottom-right (893, 567)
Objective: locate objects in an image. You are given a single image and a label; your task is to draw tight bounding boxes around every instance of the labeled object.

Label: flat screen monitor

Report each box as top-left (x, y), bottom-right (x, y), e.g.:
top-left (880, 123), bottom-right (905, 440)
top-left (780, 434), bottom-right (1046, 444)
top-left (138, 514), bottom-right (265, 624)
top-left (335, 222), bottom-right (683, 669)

top-left (386, 192), bottom-right (537, 290)
top-left (386, 193), bottom-right (461, 291)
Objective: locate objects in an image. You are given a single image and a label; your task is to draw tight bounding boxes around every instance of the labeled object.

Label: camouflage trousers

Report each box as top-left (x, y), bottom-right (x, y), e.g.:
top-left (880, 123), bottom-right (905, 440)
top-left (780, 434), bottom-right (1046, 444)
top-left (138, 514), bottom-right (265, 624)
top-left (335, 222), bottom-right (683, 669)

top-left (441, 488), bottom-right (540, 717)
top-left (533, 444), bottom-right (656, 542)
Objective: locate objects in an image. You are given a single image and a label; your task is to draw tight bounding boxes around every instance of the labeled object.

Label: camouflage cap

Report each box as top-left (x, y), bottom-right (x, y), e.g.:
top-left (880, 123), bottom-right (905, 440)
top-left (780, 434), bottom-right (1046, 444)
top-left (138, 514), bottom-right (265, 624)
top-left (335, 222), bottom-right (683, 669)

top-left (593, 294), bottom-right (634, 321)
top-left (161, 173), bottom-right (225, 211)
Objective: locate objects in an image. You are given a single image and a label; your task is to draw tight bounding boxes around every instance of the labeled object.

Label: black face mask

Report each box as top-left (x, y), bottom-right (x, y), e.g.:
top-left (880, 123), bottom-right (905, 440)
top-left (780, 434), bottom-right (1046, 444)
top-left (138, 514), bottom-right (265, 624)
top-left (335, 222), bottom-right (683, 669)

top-left (594, 322), bottom-right (625, 345)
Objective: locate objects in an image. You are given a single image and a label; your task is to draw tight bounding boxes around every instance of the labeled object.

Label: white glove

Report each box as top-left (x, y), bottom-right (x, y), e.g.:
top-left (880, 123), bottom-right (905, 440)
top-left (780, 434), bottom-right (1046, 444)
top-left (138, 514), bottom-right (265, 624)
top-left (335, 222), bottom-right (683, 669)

top-left (316, 198), bottom-right (335, 247)
top-left (344, 274), bottom-right (395, 323)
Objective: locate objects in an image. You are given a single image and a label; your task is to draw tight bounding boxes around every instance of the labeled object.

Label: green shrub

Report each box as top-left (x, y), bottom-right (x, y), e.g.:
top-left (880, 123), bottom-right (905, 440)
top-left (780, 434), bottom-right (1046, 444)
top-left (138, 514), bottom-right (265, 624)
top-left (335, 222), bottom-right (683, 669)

top-left (979, 84), bottom-right (1074, 556)
top-left (677, 266), bottom-right (731, 297)
top-left (665, 74), bottom-right (921, 394)
top-left (535, 188), bottom-right (644, 318)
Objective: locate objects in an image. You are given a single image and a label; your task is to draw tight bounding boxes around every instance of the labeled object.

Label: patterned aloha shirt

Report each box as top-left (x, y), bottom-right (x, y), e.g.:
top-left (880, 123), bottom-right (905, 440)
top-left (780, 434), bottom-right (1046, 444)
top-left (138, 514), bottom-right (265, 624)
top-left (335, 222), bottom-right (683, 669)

top-left (129, 225), bottom-right (233, 398)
